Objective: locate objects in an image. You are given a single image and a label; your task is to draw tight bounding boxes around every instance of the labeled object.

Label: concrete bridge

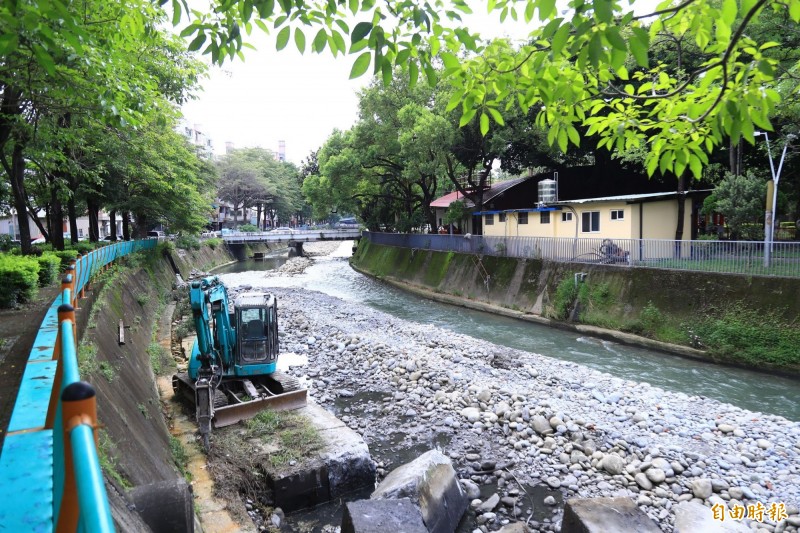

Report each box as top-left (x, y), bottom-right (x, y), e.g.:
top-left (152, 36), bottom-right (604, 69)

top-left (222, 229), bottom-right (362, 257)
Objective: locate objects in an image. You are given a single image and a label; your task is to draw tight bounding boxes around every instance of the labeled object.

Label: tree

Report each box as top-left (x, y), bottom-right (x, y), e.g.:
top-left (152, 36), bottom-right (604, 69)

top-left (1, 1), bottom-right (205, 251)
top-left (704, 171), bottom-right (767, 240)
top-left (179, 0), bottom-right (800, 182)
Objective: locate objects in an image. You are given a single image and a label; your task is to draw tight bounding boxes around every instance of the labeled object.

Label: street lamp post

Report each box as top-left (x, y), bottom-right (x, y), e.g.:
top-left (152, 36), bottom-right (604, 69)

top-left (754, 131), bottom-right (794, 268)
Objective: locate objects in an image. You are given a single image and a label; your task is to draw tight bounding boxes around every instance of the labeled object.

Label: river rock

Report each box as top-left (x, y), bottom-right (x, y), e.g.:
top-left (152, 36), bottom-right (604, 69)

top-left (532, 416), bottom-right (553, 435)
top-left (646, 468), bottom-right (666, 484)
top-left (634, 473), bottom-right (653, 490)
top-left (673, 501), bottom-right (750, 533)
top-left (371, 450), bottom-right (468, 533)
top-left (561, 497), bottom-right (661, 533)
top-left (691, 479), bottom-right (713, 499)
top-left (601, 454), bottom-right (625, 476)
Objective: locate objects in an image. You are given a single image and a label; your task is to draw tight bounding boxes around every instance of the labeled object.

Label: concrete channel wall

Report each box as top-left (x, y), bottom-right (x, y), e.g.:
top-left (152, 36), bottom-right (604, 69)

top-left (350, 238), bottom-right (800, 372)
top-left (82, 242), bottom-right (239, 529)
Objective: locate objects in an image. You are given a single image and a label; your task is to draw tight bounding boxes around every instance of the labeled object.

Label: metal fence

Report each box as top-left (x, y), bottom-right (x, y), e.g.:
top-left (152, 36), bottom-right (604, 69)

top-left (363, 232), bottom-right (800, 278)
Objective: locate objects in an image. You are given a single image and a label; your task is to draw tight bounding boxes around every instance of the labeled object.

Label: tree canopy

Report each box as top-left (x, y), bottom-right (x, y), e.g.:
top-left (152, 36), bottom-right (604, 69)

top-left (178, 0), bottom-right (800, 181)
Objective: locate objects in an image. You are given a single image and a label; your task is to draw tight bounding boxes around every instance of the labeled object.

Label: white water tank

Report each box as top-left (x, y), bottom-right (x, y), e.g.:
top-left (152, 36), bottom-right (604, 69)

top-left (538, 179), bottom-right (557, 204)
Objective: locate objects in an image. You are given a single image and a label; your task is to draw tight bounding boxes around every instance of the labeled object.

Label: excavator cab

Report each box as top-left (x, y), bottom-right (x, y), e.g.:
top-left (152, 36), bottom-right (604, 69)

top-left (233, 292), bottom-right (279, 375)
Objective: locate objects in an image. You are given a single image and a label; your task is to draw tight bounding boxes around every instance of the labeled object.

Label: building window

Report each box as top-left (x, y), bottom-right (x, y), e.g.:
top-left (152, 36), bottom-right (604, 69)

top-left (499, 213), bottom-right (506, 222)
top-left (78, 228), bottom-right (84, 237)
top-left (562, 212), bottom-right (573, 222)
top-left (485, 214), bottom-right (494, 225)
top-left (611, 209), bottom-right (624, 220)
top-left (518, 212), bottom-right (528, 224)
top-left (581, 211), bottom-right (600, 232)
top-left (540, 211), bottom-right (550, 224)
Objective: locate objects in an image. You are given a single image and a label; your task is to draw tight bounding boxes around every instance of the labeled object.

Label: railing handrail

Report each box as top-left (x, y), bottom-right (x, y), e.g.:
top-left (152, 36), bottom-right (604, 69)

top-left (0, 237), bottom-right (157, 532)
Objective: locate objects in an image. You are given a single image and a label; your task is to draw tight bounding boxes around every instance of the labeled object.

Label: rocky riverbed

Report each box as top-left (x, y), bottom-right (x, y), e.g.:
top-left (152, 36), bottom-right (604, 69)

top-left (219, 249), bottom-right (800, 533)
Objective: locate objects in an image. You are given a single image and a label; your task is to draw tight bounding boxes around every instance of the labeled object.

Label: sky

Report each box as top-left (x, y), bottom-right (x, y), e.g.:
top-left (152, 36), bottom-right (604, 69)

top-left (179, 2), bottom-right (659, 165)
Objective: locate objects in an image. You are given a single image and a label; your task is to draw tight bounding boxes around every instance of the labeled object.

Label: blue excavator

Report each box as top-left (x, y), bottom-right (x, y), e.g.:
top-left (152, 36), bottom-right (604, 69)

top-left (172, 276), bottom-right (307, 450)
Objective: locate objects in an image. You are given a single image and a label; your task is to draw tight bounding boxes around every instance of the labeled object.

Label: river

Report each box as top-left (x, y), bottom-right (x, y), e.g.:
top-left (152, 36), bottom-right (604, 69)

top-left (216, 243), bottom-right (800, 422)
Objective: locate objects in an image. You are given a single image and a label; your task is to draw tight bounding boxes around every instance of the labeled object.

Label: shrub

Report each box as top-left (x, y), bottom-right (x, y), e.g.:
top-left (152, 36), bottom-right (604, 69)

top-left (68, 242), bottom-right (96, 255)
top-left (238, 223), bottom-right (258, 232)
top-left (53, 249), bottom-right (79, 269)
top-left (0, 255), bottom-right (40, 307)
top-left (550, 275), bottom-right (579, 320)
top-left (36, 253), bottom-right (62, 286)
top-left (204, 237), bottom-right (223, 250)
top-left (175, 234), bottom-right (200, 250)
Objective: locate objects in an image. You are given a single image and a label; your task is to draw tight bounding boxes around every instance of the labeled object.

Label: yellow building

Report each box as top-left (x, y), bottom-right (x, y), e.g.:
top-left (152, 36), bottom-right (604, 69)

top-left (480, 192), bottom-right (701, 241)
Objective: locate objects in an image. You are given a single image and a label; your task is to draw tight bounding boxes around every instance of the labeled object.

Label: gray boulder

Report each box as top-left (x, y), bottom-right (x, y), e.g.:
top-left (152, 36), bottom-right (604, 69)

top-left (371, 450), bottom-right (468, 533)
top-left (673, 501), bottom-right (750, 533)
top-left (561, 497), bottom-right (661, 533)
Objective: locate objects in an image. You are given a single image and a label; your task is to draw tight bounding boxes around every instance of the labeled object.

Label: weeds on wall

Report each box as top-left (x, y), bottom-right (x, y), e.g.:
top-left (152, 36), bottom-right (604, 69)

top-left (550, 276), bottom-right (578, 320)
top-left (98, 429), bottom-right (131, 490)
top-left (169, 436), bottom-right (191, 481)
top-left (690, 304), bottom-right (800, 367)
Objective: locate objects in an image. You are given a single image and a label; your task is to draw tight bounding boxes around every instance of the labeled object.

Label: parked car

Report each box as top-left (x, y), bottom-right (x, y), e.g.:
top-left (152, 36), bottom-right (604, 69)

top-left (271, 227), bottom-right (293, 233)
top-left (147, 230), bottom-right (166, 240)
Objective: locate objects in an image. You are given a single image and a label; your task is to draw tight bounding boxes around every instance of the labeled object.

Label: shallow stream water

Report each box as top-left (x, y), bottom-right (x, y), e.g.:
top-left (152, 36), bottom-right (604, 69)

top-left (218, 244), bottom-right (800, 422)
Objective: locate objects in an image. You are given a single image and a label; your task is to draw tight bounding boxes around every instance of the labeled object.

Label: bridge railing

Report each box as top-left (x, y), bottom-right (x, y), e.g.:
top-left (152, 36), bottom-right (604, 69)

top-left (0, 238), bottom-right (157, 532)
top-left (221, 229), bottom-right (362, 243)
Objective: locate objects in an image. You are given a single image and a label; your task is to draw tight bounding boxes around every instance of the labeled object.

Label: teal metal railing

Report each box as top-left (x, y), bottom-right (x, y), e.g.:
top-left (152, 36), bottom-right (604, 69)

top-left (0, 238), bottom-right (157, 532)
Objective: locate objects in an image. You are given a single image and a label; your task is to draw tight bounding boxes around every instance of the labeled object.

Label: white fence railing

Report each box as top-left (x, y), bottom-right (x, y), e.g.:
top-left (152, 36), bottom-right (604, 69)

top-left (363, 232), bottom-right (800, 278)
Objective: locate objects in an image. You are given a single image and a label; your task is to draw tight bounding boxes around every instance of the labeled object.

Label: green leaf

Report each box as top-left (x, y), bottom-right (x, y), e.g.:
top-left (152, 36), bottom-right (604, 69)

top-left (441, 52), bottom-right (459, 70)
top-left (295, 28), bottom-right (306, 53)
top-left (487, 107), bottom-right (505, 126)
top-left (790, 0), bottom-right (800, 22)
top-left (172, 0), bottom-right (182, 26)
top-left (33, 46), bottom-right (56, 76)
top-left (538, 0), bottom-right (556, 20)
top-left (313, 29), bottom-right (327, 52)
top-left (593, 0), bottom-right (612, 22)
top-left (630, 27), bottom-right (649, 67)
top-left (352, 21), bottom-right (372, 43)
top-left (349, 51), bottom-right (371, 78)
top-left (276, 26), bottom-right (291, 50)
top-left (459, 107), bottom-right (477, 127)
top-left (720, 0), bottom-right (737, 25)
top-left (187, 33), bottom-right (206, 52)
top-left (646, 154), bottom-right (659, 176)
top-left (605, 27), bottom-right (626, 51)
top-left (409, 61), bottom-right (419, 88)
top-left (689, 156), bottom-right (703, 180)
top-left (551, 24), bottom-right (570, 56)
top-left (446, 91), bottom-right (463, 112)
top-left (479, 112), bottom-right (489, 135)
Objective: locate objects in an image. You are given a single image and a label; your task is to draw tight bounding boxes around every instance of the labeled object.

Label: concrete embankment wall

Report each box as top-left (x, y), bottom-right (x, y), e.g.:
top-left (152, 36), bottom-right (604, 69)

top-left (80, 242), bottom-right (244, 530)
top-left (350, 239), bottom-right (800, 368)
top-left (90, 240), bottom-right (290, 529)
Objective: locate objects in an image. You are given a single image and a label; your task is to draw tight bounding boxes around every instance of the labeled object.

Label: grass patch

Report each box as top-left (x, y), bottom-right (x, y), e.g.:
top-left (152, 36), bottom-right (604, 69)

top-left (690, 304), bottom-right (800, 367)
top-left (244, 410), bottom-right (323, 468)
top-left (98, 429), bottom-right (131, 490)
top-left (78, 341), bottom-right (99, 377)
top-left (147, 342), bottom-right (167, 375)
top-left (549, 275), bottom-right (578, 320)
top-left (99, 361), bottom-right (116, 382)
top-left (170, 436), bottom-right (191, 480)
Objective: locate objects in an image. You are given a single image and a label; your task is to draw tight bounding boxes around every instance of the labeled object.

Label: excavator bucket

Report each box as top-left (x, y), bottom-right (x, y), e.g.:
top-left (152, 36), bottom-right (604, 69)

top-left (212, 388), bottom-right (308, 428)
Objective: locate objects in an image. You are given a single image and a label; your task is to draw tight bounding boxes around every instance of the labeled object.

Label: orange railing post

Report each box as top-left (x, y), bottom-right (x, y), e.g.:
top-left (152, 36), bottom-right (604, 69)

top-left (56, 382), bottom-right (98, 533)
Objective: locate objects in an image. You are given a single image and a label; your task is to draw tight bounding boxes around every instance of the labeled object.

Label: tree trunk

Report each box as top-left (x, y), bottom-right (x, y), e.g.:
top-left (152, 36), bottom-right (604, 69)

top-left (256, 203), bottom-right (262, 230)
top-left (122, 212), bottom-right (131, 240)
top-left (67, 195), bottom-right (78, 244)
top-left (49, 175), bottom-right (65, 250)
top-left (729, 139), bottom-right (742, 176)
top-left (87, 198), bottom-right (100, 242)
top-left (109, 210), bottom-right (117, 240)
top-left (7, 142), bottom-right (32, 254)
top-left (134, 213), bottom-right (148, 239)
